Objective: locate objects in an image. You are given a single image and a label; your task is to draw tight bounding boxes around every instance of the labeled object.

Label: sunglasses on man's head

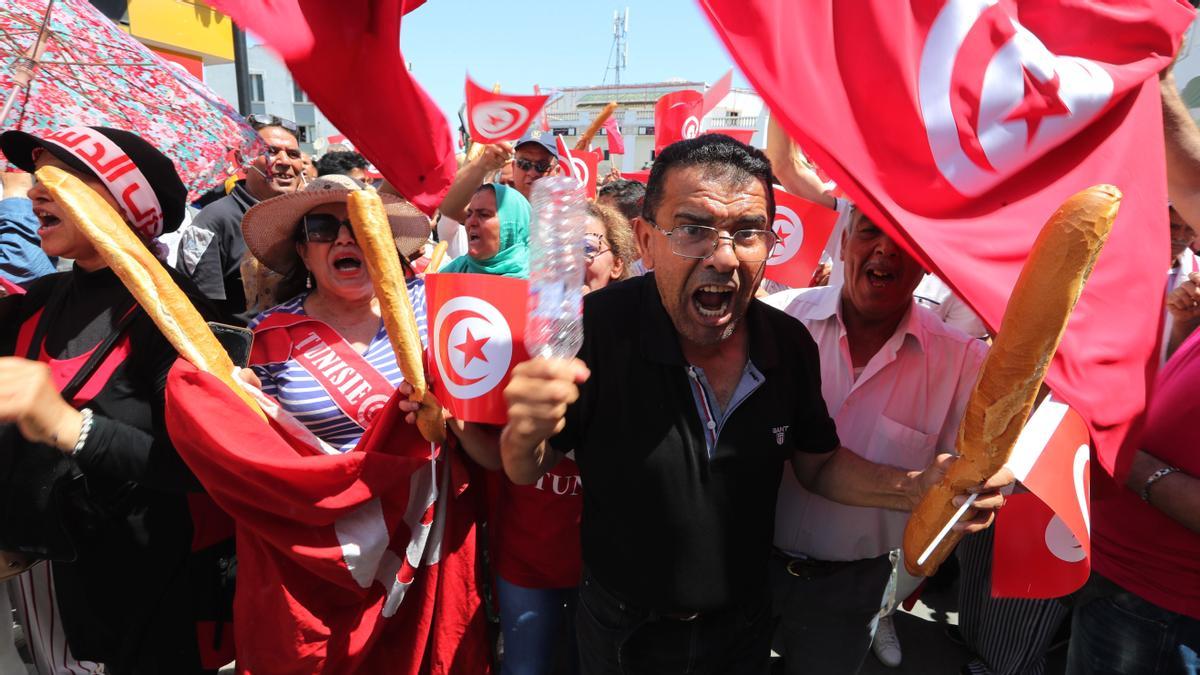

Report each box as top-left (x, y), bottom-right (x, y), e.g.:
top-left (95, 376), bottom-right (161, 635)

top-left (302, 214), bottom-right (354, 243)
top-left (248, 113), bottom-right (300, 134)
top-left (514, 157), bottom-right (554, 175)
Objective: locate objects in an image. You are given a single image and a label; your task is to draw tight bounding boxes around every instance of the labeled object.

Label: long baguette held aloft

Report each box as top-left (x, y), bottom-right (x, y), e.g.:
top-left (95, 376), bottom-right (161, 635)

top-left (902, 185), bottom-right (1121, 576)
top-left (346, 190), bottom-right (446, 443)
top-left (36, 166), bottom-right (264, 418)
top-left (575, 102), bottom-right (618, 151)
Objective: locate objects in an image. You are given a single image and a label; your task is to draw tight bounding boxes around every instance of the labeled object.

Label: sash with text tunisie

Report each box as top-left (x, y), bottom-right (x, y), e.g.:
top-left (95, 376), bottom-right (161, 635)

top-left (251, 313), bottom-right (396, 431)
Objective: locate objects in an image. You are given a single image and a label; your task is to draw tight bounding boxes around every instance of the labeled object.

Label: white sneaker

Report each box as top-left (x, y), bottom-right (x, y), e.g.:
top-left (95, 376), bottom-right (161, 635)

top-left (872, 614), bottom-right (902, 668)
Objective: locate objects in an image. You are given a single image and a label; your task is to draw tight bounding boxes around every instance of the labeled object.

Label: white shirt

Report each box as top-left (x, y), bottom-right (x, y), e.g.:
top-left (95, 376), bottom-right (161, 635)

top-left (436, 214), bottom-right (469, 262)
top-left (1162, 247), bottom-right (1200, 363)
top-left (823, 197), bottom-right (855, 289)
top-left (764, 285), bottom-right (987, 561)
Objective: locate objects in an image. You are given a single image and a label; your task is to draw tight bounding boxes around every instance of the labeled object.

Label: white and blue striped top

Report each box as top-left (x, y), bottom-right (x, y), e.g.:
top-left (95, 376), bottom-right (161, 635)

top-left (249, 277), bottom-right (429, 454)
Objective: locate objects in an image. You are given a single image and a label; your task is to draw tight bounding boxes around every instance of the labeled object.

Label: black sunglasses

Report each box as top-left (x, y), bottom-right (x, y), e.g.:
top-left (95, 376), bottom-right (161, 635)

top-left (514, 157), bottom-right (554, 174)
top-left (248, 113), bottom-right (300, 134)
top-left (302, 214), bottom-right (354, 243)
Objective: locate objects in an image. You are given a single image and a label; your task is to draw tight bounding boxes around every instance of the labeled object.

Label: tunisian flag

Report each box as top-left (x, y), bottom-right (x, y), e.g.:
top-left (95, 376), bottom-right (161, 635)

top-left (165, 362), bottom-right (489, 674)
top-left (764, 188), bottom-right (838, 288)
top-left (654, 70), bottom-right (733, 153)
top-left (698, 0), bottom-right (1193, 481)
top-left (994, 397), bottom-right (1093, 598)
top-left (557, 137), bottom-right (603, 199)
top-left (465, 77), bottom-right (550, 144)
top-left (204, 0), bottom-right (453, 216)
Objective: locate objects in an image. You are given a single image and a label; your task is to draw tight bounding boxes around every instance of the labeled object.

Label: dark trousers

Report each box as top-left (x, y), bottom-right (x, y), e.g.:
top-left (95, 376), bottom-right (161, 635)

top-left (1066, 572), bottom-right (1199, 675)
top-left (575, 569), bottom-right (772, 675)
top-left (768, 551), bottom-right (892, 675)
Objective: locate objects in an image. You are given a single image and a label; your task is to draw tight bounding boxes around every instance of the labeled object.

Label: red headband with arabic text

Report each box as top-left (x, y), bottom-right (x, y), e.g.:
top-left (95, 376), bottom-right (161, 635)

top-left (37, 127), bottom-right (164, 241)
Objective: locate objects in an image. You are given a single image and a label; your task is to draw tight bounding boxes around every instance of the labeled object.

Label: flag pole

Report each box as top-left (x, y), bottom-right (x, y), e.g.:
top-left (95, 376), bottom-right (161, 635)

top-left (0, 0), bottom-right (55, 129)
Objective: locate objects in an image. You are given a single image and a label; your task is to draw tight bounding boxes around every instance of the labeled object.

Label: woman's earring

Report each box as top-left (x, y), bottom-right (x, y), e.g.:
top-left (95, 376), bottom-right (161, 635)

top-left (306, 272), bottom-right (313, 290)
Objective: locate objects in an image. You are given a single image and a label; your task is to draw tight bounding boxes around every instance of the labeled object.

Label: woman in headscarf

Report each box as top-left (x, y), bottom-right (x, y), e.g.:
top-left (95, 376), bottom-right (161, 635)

top-left (0, 127), bottom-right (233, 675)
top-left (440, 182), bottom-right (531, 278)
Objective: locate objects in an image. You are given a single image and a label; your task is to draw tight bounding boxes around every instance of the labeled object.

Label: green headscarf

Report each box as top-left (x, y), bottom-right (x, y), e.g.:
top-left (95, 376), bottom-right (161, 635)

top-left (441, 183), bottom-right (531, 278)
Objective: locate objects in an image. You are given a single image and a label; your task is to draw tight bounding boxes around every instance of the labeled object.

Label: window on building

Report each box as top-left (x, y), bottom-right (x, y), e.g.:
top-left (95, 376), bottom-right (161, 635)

top-left (552, 128), bottom-right (578, 136)
top-left (250, 73), bottom-right (265, 102)
top-left (293, 80), bottom-right (310, 103)
top-left (638, 126), bottom-right (655, 136)
top-left (298, 125), bottom-right (315, 143)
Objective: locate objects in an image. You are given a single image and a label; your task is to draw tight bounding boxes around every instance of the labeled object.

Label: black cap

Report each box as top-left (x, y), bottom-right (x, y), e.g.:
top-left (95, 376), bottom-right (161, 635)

top-left (0, 126), bottom-right (188, 234)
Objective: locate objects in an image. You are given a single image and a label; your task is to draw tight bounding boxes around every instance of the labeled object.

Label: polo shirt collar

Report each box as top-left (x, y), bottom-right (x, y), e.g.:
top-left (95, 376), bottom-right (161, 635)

top-left (638, 273), bottom-right (782, 371)
top-left (229, 180), bottom-right (260, 213)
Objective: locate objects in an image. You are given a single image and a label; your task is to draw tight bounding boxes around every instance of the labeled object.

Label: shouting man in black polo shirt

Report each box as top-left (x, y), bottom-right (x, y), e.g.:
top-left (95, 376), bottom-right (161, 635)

top-left (501, 135), bottom-right (1010, 675)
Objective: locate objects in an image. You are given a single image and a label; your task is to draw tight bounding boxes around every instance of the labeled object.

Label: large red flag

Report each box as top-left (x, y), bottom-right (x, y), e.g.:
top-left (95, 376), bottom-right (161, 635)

top-left (165, 362), bottom-right (490, 674)
top-left (698, 0), bottom-right (1194, 482)
top-left (204, 0), bottom-right (453, 216)
top-left (465, 77), bottom-right (550, 144)
top-left (764, 187), bottom-right (838, 288)
top-left (654, 71), bottom-right (733, 154)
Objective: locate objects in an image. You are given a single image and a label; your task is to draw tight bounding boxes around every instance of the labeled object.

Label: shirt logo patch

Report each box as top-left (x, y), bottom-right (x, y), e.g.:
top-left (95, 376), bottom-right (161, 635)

top-left (772, 425), bottom-right (790, 445)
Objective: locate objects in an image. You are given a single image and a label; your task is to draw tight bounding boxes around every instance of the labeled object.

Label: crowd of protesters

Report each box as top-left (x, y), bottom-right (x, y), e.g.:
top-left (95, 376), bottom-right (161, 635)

top-left (0, 61), bottom-right (1196, 675)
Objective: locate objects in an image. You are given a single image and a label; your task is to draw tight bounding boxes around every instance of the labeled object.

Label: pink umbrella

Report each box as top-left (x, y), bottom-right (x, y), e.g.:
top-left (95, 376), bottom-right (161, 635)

top-left (0, 0), bottom-right (261, 200)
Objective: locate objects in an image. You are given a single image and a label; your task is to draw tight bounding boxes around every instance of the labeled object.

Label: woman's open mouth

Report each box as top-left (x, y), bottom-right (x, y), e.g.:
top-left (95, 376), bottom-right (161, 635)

top-left (331, 251), bottom-right (364, 276)
top-left (34, 208), bottom-right (61, 235)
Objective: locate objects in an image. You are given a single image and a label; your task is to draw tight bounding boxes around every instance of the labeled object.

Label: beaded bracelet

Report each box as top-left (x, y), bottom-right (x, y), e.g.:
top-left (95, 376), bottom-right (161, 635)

top-left (1140, 465), bottom-right (1180, 502)
top-left (71, 408), bottom-right (94, 458)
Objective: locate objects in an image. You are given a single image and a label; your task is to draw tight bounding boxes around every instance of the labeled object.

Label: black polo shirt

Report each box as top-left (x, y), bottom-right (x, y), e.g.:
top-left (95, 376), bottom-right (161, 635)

top-left (549, 273), bottom-right (839, 612)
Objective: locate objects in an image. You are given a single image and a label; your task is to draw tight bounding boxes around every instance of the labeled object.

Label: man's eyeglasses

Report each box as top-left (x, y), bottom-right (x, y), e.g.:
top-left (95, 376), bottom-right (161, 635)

top-left (584, 233), bottom-right (611, 263)
top-left (649, 221), bottom-right (778, 263)
top-left (302, 214), bottom-right (355, 243)
top-left (248, 113), bottom-right (300, 134)
top-left (514, 157), bottom-right (554, 175)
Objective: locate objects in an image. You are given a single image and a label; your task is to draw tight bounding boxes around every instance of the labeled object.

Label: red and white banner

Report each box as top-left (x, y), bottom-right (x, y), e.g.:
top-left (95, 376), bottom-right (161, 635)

top-left (425, 273), bottom-right (529, 424)
top-left (764, 188), bottom-right (838, 288)
top-left (993, 396), bottom-right (1092, 598)
top-left (602, 115), bottom-right (625, 156)
top-left (698, 0), bottom-right (1194, 480)
top-left (165, 361), bottom-right (489, 674)
top-left (556, 137), bottom-right (602, 199)
top-left (465, 77), bottom-right (550, 144)
top-left (654, 70), bottom-right (733, 153)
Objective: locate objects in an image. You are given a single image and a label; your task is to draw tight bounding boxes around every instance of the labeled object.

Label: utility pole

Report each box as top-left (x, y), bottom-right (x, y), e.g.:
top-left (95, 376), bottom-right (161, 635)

top-left (232, 24), bottom-right (252, 117)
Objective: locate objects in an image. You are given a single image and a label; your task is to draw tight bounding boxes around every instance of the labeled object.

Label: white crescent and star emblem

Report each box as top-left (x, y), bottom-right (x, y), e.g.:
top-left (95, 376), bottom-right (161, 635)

top-left (432, 296), bottom-right (514, 400)
top-left (681, 115), bottom-right (701, 139)
top-left (472, 101), bottom-right (530, 139)
top-left (767, 204), bottom-right (804, 266)
top-left (918, 0), bottom-right (1114, 196)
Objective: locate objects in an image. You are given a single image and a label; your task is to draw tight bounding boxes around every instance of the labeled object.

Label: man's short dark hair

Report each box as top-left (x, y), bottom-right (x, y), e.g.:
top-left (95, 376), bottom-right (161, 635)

top-left (642, 134), bottom-right (776, 222)
top-left (598, 179), bottom-right (646, 223)
top-left (316, 151), bottom-right (369, 177)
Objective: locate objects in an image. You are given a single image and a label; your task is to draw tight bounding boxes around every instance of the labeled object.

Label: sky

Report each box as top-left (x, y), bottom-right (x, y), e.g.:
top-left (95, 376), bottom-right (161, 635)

top-left (397, 0), bottom-right (749, 132)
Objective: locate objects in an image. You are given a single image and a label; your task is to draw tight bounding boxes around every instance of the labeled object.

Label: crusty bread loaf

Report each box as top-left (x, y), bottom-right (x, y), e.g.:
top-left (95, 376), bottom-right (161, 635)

top-left (36, 166), bottom-right (265, 419)
top-left (902, 185), bottom-right (1121, 576)
top-left (347, 190), bottom-right (446, 443)
top-left (427, 240), bottom-right (449, 274)
top-left (575, 102), bottom-right (618, 151)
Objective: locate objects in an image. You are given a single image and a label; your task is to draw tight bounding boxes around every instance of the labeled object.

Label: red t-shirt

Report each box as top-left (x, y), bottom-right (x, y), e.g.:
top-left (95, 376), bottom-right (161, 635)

top-left (1091, 328), bottom-right (1200, 619)
top-left (491, 457), bottom-right (582, 589)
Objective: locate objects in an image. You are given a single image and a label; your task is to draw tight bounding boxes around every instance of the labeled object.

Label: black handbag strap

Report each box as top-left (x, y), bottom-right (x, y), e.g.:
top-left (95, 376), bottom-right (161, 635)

top-left (23, 276), bottom-right (139, 403)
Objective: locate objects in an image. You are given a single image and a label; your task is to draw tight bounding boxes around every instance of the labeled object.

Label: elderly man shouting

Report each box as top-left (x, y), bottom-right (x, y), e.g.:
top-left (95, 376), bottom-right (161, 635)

top-left (501, 135), bottom-right (1010, 675)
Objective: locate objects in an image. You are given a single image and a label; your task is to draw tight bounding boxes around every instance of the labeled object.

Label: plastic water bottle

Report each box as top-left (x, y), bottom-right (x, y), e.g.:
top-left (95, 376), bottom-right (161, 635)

top-left (525, 177), bottom-right (587, 359)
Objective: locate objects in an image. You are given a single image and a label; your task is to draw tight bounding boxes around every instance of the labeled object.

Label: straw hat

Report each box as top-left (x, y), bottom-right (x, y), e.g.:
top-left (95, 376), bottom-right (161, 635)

top-left (241, 175), bottom-right (430, 274)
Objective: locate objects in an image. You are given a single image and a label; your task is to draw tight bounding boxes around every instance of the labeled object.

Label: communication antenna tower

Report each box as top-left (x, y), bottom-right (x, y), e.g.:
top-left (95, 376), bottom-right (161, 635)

top-left (604, 8), bottom-right (630, 85)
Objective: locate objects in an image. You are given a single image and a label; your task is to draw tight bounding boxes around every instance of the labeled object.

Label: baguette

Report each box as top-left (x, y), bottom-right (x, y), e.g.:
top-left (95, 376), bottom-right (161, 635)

top-left (902, 185), bottom-right (1120, 576)
top-left (575, 102), bottom-right (618, 151)
top-left (347, 190), bottom-right (446, 443)
top-left (427, 240), bottom-right (449, 274)
top-left (35, 166), bottom-right (264, 418)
